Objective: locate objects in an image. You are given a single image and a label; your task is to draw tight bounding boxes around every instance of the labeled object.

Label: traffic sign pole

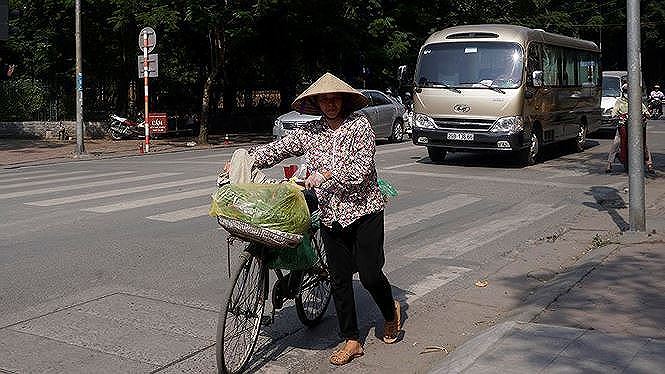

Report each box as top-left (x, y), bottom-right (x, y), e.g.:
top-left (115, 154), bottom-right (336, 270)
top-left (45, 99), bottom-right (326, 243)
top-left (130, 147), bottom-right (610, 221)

top-left (143, 31), bottom-right (150, 153)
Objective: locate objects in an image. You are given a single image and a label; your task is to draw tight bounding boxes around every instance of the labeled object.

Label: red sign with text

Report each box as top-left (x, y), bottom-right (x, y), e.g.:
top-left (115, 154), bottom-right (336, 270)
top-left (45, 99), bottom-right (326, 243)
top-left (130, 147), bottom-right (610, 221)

top-left (148, 113), bottom-right (168, 133)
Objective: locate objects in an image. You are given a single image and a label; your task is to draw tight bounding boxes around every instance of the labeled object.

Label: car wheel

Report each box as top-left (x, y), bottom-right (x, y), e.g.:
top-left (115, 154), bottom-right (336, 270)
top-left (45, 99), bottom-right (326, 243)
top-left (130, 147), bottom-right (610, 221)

top-left (520, 130), bottom-right (540, 166)
top-left (571, 122), bottom-right (586, 153)
top-left (427, 147), bottom-right (447, 163)
top-left (388, 119), bottom-right (404, 143)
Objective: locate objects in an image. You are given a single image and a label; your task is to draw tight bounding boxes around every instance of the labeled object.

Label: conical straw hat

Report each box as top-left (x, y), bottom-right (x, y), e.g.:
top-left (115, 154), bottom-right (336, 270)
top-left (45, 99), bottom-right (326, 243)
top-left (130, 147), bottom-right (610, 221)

top-left (292, 72), bottom-right (369, 115)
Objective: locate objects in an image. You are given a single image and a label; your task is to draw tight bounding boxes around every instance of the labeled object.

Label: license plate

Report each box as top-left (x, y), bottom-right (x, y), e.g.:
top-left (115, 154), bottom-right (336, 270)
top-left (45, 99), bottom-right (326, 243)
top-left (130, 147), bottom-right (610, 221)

top-left (447, 132), bottom-right (474, 141)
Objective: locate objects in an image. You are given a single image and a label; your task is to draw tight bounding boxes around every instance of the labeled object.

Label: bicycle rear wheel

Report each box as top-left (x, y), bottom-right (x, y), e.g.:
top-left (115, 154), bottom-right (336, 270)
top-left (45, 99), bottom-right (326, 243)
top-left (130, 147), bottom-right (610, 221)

top-left (216, 247), bottom-right (267, 374)
top-left (295, 231), bottom-right (332, 326)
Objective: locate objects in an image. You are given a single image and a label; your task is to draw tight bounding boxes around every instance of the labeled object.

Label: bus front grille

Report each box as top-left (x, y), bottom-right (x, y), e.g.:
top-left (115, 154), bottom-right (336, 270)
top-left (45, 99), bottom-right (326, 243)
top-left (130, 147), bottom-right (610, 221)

top-left (434, 118), bottom-right (495, 132)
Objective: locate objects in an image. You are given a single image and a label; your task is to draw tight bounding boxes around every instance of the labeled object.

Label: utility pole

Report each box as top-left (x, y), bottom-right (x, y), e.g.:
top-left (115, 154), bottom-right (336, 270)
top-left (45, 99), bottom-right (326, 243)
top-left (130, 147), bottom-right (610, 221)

top-left (626, 0), bottom-right (645, 231)
top-left (74, 0), bottom-right (85, 156)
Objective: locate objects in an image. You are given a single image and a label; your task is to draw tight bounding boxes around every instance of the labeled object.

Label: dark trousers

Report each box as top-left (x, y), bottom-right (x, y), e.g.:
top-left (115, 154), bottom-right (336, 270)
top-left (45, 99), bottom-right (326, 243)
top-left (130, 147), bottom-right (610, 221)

top-left (321, 210), bottom-right (395, 340)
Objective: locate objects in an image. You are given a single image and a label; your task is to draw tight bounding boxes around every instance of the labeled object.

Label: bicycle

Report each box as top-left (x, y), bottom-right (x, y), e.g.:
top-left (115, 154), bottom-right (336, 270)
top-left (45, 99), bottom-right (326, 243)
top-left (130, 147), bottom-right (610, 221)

top-left (214, 192), bottom-right (332, 374)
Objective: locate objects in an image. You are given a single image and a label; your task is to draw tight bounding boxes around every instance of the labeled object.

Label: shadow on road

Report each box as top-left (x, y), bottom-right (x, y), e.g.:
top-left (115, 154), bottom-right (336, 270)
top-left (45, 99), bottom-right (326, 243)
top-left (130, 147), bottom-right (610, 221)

top-left (583, 186), bottom-right (629, 231)
top-left (244, 281), bottom-right (409, 372)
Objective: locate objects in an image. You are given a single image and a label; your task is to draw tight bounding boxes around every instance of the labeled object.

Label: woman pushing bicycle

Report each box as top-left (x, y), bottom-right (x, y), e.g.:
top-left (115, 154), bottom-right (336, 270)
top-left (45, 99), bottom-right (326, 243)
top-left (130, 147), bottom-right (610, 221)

top-left (246, 72), bottom-right (402, 365)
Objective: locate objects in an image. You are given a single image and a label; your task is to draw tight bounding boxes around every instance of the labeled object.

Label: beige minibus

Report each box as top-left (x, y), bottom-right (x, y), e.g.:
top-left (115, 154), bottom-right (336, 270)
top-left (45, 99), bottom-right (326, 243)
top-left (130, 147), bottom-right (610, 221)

top-left (411, 24), bottom-right (601, 165)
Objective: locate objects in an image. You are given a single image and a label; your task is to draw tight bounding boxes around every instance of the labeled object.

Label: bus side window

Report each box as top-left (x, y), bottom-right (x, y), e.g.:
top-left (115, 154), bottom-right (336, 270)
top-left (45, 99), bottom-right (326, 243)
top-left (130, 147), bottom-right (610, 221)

top-left (527, 43), bottom-right (542, 86)
top-left (542, 45), bottom-right (560, 86)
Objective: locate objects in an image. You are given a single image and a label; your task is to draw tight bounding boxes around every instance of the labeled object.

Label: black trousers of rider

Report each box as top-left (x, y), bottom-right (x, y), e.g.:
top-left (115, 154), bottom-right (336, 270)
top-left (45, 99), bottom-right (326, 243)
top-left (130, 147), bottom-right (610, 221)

top-left (321, 210), bottom-right (395, 341)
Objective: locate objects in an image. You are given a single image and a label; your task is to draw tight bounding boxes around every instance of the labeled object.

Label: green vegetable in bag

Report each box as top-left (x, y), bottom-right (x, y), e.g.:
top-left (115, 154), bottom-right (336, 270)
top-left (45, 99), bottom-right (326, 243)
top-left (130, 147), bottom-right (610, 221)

top-left (210, 183), bottom-right (310, 235)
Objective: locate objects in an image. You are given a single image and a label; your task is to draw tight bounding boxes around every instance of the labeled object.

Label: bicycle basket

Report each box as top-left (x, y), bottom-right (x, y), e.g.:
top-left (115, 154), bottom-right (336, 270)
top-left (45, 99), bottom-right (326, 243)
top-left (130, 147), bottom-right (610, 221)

top-left (217, 217), bottom-right (303, 248)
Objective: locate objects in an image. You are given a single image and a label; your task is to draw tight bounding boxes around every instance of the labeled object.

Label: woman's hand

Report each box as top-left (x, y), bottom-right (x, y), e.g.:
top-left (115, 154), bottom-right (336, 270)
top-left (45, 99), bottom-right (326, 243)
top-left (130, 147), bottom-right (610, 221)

top-left (304, 171), bottom-right (327, 189)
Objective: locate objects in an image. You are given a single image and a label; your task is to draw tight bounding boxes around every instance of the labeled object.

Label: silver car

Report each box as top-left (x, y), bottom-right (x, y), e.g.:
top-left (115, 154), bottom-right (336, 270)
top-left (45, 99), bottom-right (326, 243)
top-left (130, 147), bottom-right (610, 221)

top-left (273, 89), bottom-right (406, 142)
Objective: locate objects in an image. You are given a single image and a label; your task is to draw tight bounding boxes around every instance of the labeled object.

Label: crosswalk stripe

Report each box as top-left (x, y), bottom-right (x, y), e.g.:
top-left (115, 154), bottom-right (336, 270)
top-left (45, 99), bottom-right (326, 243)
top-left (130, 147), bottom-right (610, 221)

top-left (385, 194), bottom-right (482, 234)
top-left (405, 203), bottom-right (565, 259)
top-left (380, 169), bottom-right (595, 189)
top-left (82, 188), bottom-right (213, 213)
top-left (0, 173), bottom-right (181, 200)
top-left (0, 171), bottom-right (134, 190)
top-left (376, 145), bottom-right (419, 155)
top-left (146, 205), bottom-right (211, 222)
top-left (180, 152), bottom-right (235, 160)
top-left (26, 176), bottom-right (213, 206)
top-left (400, 266), bottom-right (472, 303)
top-left (1, 170), bottom-right (91, 184)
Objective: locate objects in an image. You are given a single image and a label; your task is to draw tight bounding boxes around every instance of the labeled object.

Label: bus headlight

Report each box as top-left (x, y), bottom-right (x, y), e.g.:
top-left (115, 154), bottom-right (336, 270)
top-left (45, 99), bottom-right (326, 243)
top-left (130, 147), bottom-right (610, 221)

top-left (413, 113), bottom-right (437, 129)
top-left (490, 116), bottom-right (523, 133)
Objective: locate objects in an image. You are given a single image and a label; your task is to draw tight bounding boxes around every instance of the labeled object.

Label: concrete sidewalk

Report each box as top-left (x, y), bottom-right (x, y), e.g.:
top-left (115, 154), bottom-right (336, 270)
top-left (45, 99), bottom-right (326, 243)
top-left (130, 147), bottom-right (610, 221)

top-left (430, 179), bottom-right (665, 373)
top-left (0, 134), bottom-right (273, 168)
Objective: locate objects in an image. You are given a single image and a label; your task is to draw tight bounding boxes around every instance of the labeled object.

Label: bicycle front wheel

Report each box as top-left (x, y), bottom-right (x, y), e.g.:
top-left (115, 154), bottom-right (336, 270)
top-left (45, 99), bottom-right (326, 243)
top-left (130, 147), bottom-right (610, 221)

top-left (216, 248), bottom-right (267, 374)
top-left (295, 231), bottom-right (332, 326)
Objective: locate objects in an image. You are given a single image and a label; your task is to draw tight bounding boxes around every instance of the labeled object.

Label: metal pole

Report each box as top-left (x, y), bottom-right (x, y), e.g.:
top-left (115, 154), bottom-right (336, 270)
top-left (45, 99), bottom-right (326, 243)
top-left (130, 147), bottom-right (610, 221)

top-left (627, 0), bottom-right (645, 231)
top-left (74, 0), bottom-right (85, 155)
top-left (143, 32), bottom-right (150, 153)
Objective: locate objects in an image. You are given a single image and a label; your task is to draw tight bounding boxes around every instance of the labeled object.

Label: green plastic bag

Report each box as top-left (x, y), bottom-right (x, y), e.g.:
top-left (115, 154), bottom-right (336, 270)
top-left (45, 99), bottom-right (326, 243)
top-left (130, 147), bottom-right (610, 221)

top-left (267, 233), bottom-right (317, 270)
top-left (210, 183), bottom-right (310, 235)
top-left (378, 178), bottom-right (398, 197)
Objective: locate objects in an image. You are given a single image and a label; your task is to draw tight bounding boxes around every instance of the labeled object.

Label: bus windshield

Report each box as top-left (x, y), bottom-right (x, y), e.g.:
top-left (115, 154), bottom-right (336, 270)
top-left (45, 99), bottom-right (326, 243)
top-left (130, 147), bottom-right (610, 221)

top-left (416, 42), bottom-right (524, 89)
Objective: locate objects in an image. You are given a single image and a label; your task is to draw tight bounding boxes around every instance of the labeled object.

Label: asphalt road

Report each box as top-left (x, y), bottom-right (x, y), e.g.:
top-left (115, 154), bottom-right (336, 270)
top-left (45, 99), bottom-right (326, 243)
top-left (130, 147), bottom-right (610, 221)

top-left (0, 120), bottom-right (663, 373)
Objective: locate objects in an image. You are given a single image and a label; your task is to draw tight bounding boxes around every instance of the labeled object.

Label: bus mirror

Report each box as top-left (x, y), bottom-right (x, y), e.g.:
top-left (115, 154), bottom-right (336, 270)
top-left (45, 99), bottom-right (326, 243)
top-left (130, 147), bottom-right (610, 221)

top-left (532, 71), bottom-right (544, 87)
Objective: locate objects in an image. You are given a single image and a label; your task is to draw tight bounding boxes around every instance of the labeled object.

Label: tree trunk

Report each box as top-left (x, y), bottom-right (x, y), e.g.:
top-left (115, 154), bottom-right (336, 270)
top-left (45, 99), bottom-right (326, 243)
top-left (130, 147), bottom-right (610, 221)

top-left (199, 27), bottom-right (225, 145)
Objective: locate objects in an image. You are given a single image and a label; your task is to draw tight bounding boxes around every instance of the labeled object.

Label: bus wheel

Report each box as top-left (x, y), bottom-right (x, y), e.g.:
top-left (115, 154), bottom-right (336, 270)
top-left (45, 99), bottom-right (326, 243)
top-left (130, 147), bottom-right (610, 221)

top-left (520, 131), bottom-right (540, 166)
top-left (571, 123), bottom-right (587, 153)
top-left (427, 147), bottom-right (447, 163)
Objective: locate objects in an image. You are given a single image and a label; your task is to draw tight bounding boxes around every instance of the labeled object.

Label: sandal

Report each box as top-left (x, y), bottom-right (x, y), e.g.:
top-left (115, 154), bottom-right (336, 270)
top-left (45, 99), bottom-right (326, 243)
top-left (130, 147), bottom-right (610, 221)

top-left (329, 342), bottom-right (364, 366)
top-left (382, 299), bottom-right (401, 344)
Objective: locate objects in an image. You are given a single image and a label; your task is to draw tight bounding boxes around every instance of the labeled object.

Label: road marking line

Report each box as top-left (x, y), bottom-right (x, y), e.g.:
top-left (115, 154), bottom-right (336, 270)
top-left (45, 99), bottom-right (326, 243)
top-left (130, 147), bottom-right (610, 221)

top-left (180, 152), bottom-right (235, 160)
top-left (0, 173), bottom-right (181, 200)
top-left (400, 266), bottom-right (472, 303)
top-left (0, 171), bottom-right (134, 190)
top-left (147, 204), bottom-right (211, 222)
top-left (83, 188), bottom-right (213, 213)
top-left (380, 169), bottom-right (598, 189)
top-left (385, 194), bottom-right (482, 234)
top-left (376, 145), bottom-right (420, 155)
top-left (406, 203), bottom-right (565, 259)
top-left (1, 170), bottom-right (91, 184)
top-left (382, 162), bottom-right (418, 170)
top-left (26, 176), bottom-right (213, 206)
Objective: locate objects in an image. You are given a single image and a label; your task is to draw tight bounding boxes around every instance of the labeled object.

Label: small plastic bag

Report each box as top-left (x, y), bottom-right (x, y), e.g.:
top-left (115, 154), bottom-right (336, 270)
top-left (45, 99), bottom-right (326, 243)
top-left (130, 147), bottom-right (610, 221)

top-left (378, 178), bottom-right (398, 198)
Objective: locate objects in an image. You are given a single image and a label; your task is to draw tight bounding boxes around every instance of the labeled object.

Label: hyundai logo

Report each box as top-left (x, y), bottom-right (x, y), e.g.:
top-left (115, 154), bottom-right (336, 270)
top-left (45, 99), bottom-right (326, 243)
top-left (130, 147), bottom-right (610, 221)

top-left (453, 104), bottom-right (471, 113)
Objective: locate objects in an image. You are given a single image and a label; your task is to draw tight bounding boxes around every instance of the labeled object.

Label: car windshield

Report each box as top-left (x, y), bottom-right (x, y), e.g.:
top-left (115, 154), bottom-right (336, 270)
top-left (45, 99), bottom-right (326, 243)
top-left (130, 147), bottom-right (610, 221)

top-left (602, 76), bottom-right (622, 97)
top-left (416, 42), bottom-right (524, 89)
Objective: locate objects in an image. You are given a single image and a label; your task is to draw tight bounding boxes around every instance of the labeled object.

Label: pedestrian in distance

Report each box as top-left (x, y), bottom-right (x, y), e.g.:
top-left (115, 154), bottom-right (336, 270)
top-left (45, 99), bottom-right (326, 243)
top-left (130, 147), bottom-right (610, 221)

top-left (248, 72), bottom-right (402, 366)
top-left (606, 83), bottom-right (655, 174)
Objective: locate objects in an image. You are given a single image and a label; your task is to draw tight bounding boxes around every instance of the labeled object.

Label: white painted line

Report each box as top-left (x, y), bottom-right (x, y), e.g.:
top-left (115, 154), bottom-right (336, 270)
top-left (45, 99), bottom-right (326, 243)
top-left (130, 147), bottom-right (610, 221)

top-left (400, 266), bottom-right (472, 303)
top-left (1, 170), bottom-right (90, 184)
top-left (147, 204), bottom-right (211, 222)
top-left (26, 176), bottom-right (213, 206)
top-left (83, 188), bottom-right (213, 213)
top-left (180, 152), bottom-right (235, 160)
top-left (385, 194), bottom-right (482, 234)
top-left (139, 161), bottom-right (224, 165)
top-left (0, 173), bottom-right (181, 200)
top-left (0, 171), bottom-right (134, 190)
top-left (381, 169), bottom-right (598, 189)
top-left (382, 162), bottom-right (418, 170)
top-left (648, 130), bottom-right (665, 134)
top-left (406, 203), bottom-right (565, 259)
top-left (376, 145), bottom-right (420, 155)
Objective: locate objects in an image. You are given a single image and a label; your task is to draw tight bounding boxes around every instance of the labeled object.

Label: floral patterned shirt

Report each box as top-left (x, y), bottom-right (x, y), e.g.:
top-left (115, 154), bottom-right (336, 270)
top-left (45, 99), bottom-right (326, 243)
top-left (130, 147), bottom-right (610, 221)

top-left (251, 112), bottom-right (384, 228)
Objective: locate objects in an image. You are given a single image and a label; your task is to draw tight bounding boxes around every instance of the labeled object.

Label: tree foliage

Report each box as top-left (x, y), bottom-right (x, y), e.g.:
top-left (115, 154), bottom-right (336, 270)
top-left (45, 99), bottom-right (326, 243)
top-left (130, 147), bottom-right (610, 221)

top-left (2, 0), bottom-right (665, 134)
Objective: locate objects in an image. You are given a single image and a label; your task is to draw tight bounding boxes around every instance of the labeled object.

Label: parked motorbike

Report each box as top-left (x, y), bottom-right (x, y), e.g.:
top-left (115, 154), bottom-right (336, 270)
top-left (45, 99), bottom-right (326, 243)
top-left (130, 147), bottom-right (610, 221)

top-left (647, 97), bottom-right (663, 120)
top-left (615, 112), bottom-right (649, 172)
top-left (108, 113), bottom-right (146, 140)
